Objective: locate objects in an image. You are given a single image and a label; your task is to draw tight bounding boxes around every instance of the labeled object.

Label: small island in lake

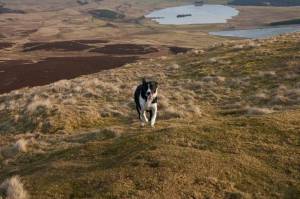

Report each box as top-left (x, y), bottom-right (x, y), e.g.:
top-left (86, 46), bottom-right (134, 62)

top-left (177, 14), bottom-right (192, 18)
top-left (195, 1), bottom-right (204, 6)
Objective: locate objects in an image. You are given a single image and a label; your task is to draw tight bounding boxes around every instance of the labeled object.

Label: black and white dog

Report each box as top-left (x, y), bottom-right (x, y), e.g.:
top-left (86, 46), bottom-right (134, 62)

top-left (134, 78), bottom-right (158, 127)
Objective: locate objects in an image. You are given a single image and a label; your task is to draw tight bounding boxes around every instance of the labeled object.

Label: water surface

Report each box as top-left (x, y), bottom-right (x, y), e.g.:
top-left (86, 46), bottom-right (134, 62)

top-left (145, 5), bottom-right (239, 25)
top-left (210, 25), bottom-right (300, 39)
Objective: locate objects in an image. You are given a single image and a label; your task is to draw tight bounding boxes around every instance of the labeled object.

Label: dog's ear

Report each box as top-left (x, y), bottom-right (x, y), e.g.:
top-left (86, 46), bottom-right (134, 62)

top-left (154, 81), bottom-right (158, 87)
top-left (142, 78), bottom-right (147, 85)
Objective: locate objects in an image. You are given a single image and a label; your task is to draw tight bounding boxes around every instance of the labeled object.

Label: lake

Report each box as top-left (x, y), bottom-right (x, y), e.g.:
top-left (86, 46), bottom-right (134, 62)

top-left (145, 4), bottom-right (239, 25)
top-left (210, 25), bottom-right (300, 39)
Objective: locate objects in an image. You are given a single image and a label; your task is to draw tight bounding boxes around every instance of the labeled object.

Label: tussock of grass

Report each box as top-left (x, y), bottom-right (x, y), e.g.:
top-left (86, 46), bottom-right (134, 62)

top-left (0, 176), bottom-right (28, 199)
top-left (26, 97), bottom-right (52, 114)
top-left (258, 70), bottom-right (276, 77)
top-left (202, 75), bottom-right (226, 83)
top-left (0, 139), bottom-right (29, 159)
top-left (245, 106), bottom-right (274, 115)
top-left (167, 63), bottom-right (180, 70)
top-left (251, 92), bottom-right (269, 102)
top-left (14, 139), bottom-right (28, 153)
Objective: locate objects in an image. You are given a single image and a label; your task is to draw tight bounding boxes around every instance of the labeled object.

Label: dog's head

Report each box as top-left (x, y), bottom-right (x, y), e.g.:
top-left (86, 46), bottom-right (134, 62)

top-left (142, 78), bottom-right (158, 100)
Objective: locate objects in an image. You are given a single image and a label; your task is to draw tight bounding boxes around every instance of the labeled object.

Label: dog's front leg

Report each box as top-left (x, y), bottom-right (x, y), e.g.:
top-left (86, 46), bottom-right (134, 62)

top-left (140, 108), bottom-right (148, 126)
top-left (150, 104), bottom-right (157, 127)
top-left (143, 111), bottom-right (149, 123)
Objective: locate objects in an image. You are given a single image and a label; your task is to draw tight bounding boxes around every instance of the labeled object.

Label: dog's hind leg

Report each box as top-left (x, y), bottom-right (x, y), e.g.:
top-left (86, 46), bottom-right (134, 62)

top-left (136, 105), bottom-right (141, 120)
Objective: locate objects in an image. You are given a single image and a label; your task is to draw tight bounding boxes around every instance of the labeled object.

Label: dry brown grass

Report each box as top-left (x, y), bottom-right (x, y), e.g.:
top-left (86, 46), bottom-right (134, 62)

top-left (0, 32), bottom-right (299, 198)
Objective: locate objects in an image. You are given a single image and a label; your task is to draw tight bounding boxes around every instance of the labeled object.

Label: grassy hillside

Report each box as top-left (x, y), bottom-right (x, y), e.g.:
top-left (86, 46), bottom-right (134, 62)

top-left (0, 33), bottom-right (300, 198)
top-left (270, 18), bottom-right (300, 26)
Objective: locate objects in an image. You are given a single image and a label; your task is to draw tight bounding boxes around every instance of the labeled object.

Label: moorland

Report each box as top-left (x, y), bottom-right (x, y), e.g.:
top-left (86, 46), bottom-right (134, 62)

top-left (0, 0), bottom-right (300, 198)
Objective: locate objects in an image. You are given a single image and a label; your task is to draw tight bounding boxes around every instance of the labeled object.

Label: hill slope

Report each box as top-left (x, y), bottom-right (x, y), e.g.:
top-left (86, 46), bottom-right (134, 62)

top-left (229, 0), bottom-right (300, 6)
top-left (0, 33), bottom-right (300, 198)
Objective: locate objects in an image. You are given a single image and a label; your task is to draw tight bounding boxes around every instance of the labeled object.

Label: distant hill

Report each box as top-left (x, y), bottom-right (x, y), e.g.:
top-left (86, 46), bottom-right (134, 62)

top-left (229, 0), bottom-right (300, 6)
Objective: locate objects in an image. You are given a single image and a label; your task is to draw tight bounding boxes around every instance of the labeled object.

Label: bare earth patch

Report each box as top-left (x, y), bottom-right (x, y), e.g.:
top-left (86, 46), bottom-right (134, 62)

top-left (0, 42), bottom-right (14, 50)
top-left (0, 56), bottom-right (139, 94)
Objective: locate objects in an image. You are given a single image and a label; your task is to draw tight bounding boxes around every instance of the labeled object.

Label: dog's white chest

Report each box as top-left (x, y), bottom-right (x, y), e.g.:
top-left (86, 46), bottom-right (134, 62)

top-left (139, 95), bottom-right (156, 110)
